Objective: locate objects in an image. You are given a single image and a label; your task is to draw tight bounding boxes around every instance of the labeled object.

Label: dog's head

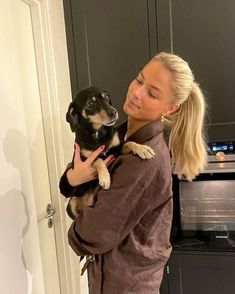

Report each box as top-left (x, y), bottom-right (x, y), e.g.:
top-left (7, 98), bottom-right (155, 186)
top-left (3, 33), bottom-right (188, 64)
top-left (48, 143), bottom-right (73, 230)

top-left (66, 86), bottom-right (118, 132)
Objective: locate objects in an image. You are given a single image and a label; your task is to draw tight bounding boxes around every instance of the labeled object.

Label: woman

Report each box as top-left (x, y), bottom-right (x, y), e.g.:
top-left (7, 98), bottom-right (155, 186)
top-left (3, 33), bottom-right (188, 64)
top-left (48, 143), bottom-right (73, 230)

top-left (60, 52), bottom-right (207, 293)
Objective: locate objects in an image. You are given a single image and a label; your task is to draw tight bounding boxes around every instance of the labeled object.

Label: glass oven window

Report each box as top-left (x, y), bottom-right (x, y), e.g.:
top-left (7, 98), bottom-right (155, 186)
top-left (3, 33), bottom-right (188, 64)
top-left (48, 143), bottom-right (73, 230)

top-left (180, 180), bottom-right (235, 232)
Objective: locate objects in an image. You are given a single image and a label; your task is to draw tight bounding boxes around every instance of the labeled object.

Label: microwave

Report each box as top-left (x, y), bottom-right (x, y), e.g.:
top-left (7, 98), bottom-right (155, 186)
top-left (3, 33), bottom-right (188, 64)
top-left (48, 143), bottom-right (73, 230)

top-left (171, 141), bottom-right (235, 251)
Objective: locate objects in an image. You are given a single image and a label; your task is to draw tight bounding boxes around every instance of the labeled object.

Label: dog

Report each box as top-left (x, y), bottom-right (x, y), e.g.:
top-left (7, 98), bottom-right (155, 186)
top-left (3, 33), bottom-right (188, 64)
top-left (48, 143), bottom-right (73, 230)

top-left (65, 86), bottom-right (155, 219)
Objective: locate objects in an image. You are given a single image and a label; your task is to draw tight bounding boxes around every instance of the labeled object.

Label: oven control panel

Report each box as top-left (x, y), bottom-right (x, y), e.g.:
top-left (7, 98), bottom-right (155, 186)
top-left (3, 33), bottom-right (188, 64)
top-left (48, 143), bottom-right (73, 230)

top-left (207, 141), bottom-right (235, 155)
top-left (204, 141), bottom-right (235, 171)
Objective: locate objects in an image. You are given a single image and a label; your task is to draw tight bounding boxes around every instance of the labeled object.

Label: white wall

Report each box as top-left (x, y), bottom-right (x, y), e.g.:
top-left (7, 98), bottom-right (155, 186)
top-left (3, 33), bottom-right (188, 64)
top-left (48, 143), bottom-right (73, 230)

top-left (0, 0), bottom-right (94, 293)
top-left (0, 1), bottom-right (50, 292)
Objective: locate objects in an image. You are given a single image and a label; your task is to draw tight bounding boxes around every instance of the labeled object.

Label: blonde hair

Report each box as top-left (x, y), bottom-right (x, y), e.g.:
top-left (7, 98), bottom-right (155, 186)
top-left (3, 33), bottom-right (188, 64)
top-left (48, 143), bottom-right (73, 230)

top-left (153, 52), bottom-right (207, 181)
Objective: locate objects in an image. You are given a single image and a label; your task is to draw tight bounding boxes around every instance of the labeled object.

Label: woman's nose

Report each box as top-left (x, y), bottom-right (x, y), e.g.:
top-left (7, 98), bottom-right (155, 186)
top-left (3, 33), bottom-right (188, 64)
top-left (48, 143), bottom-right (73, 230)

top-left (133, 85), bottom-right (145, 100)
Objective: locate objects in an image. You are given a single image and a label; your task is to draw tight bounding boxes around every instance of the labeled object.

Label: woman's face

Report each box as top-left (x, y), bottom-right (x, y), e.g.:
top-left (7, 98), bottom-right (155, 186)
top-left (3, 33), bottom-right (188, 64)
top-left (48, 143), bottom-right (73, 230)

top-left (123, 60), bottom-right (178, 122)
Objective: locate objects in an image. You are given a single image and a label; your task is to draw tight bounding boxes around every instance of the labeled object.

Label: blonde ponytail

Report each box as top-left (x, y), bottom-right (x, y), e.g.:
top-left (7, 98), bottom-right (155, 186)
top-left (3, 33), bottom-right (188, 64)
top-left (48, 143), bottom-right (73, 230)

top-left (168, 82), bottom-right (207, 180)
top-left (153, 52), bottom-right (207, 180)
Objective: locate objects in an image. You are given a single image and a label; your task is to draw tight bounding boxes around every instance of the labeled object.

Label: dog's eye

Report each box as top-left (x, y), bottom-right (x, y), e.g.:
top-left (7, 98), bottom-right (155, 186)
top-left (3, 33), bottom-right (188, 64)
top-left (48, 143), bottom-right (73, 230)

top-left (86, 100), bottom-right (94, 108)
top-left (101, 92), bottom-right (110, 101)
top-left (102, 95), bottom-right (110, 103)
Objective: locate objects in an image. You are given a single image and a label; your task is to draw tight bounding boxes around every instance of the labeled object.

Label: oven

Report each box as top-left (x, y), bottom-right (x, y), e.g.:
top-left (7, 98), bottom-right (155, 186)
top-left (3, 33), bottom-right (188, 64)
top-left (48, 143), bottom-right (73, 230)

top-left (171, 140), bottom-right (235, 251)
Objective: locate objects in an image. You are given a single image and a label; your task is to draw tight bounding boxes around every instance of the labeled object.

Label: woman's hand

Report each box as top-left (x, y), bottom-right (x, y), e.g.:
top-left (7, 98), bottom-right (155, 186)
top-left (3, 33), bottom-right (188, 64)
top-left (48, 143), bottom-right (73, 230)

top-left (66, 143), bottom-right (114, 186)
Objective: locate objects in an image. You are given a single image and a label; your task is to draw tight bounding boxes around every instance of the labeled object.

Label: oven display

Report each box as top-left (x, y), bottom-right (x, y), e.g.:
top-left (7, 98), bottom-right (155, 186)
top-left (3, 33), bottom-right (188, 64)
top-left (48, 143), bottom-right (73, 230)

top-left (208, 141), bottom-right (235, 154)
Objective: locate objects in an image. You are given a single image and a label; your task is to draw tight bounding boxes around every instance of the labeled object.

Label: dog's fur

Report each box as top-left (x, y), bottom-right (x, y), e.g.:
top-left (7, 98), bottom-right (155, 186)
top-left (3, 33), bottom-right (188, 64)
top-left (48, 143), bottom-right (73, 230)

top-left (66, 86), bottom-right (155, 219)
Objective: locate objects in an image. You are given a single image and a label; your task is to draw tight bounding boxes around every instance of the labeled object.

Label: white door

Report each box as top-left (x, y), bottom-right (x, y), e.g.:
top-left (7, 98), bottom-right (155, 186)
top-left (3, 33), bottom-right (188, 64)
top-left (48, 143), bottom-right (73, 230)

top-left (0, 1), bottom-right (69, 293)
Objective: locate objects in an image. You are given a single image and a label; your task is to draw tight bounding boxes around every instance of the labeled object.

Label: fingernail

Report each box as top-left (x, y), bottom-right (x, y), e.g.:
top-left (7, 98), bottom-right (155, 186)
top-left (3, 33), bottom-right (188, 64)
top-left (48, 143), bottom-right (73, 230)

top-left (100, 145), bottom-right (105, 150)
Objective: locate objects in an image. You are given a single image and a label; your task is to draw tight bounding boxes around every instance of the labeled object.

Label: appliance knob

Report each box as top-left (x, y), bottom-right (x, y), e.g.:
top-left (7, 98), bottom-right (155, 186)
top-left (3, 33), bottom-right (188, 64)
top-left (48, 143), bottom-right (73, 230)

top-left (215, 151), bottom-right (225, 161)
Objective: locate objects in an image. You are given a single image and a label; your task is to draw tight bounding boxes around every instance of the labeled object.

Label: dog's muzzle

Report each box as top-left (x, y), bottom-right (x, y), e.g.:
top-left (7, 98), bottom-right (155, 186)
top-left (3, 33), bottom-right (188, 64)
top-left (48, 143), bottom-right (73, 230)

top-left (103, 107), bottom-right (118, 126)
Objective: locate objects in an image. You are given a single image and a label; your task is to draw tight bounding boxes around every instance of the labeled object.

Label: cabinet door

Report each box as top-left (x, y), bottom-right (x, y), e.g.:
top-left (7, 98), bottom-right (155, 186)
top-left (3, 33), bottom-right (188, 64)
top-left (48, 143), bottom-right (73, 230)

top-left (157, 0), bottom-right (235, 140)
top-left (167, 253), bottom-right (235, 294)
top-left (63, 0), bottom-right (157, 123)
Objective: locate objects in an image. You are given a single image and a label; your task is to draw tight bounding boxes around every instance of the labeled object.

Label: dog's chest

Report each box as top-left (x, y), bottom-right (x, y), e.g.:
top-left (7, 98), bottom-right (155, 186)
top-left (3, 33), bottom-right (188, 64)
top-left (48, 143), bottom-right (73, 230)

top-left (76, 127), bottom-right (117, 146)
top-left (78, 127), bottom-right (120, 160)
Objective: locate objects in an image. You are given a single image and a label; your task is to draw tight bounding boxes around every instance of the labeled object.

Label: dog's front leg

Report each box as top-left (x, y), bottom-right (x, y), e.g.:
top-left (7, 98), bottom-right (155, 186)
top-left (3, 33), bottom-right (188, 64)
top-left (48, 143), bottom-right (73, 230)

top-left (122, 142), bottom-right (155, 159)
top-left (92, 158), bottom-right (111, 189)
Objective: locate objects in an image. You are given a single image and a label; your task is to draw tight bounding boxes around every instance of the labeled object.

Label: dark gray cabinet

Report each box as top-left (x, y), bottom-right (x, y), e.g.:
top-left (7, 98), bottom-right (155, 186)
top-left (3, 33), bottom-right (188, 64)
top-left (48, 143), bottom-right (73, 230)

top-left (63, 0), bottom-right (157, 123)
top-left (64, 0), bottom-right (235, 137)
top-left (157, 0), bottom-right (235, 141)
top-left (161, 250), bottom-right (235, 294)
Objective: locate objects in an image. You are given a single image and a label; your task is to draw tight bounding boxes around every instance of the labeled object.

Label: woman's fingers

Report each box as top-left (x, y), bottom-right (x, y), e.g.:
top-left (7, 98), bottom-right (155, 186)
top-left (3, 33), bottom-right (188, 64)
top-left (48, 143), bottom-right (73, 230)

top-left (74, 143), bottom-right (115, 167)
top-left (73, 143), bottom-right (82, 163)
top-left (86, 145), bottom-right (106, 165)
top-left (68, 143), bottom-right (115, 186)
top-left (103, 154), bottom-right (115, 166)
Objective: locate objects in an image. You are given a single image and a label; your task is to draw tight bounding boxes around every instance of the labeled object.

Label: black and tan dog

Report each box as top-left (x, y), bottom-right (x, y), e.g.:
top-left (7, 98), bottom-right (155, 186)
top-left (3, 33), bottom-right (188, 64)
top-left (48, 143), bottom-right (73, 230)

top-left (66, 86), bottom-right (155, 219)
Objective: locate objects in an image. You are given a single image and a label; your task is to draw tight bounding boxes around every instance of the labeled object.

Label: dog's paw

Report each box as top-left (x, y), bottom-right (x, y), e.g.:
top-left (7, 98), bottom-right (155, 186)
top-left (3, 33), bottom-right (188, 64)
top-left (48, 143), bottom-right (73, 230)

top-left (133, 144), bottom-right (155, 159)
top-left (98, 173), bottom-right (111, 190)
top-left (122, 142), bottom-right (155, 159)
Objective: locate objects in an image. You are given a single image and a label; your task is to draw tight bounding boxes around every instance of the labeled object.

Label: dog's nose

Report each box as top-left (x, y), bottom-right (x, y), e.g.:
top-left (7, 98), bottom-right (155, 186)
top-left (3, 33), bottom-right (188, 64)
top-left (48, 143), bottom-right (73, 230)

top-left (110, 109), bottom-right (117, 118)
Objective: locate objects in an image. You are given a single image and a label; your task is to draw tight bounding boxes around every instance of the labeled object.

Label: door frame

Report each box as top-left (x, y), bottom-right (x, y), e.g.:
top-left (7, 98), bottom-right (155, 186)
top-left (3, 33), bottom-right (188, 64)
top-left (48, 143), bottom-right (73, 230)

top-left (25, 0), bottom-right (74, 293)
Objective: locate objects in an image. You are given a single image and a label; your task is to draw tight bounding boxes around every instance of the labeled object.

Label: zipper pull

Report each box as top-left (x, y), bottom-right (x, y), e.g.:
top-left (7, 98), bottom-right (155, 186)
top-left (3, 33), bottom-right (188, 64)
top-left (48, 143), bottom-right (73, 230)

top-left (81, 255), bottom-right (95, 276)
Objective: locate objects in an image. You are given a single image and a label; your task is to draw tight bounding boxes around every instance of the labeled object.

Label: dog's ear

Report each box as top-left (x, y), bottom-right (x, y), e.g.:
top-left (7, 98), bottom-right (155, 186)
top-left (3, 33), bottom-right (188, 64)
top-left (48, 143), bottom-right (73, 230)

top-left (66, 102), bottom-right (78, 132)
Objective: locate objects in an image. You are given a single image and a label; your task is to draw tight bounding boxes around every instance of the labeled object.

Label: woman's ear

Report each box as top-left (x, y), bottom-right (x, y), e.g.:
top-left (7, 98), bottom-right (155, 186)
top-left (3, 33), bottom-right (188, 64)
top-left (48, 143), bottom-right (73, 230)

top-left (167, 103), bottom-right (180, 115)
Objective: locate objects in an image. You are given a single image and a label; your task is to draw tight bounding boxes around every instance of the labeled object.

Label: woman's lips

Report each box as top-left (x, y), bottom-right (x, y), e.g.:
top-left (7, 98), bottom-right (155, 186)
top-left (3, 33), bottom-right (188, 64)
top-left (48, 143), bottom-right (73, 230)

top-left (126, 99), bottom-right (140, 109)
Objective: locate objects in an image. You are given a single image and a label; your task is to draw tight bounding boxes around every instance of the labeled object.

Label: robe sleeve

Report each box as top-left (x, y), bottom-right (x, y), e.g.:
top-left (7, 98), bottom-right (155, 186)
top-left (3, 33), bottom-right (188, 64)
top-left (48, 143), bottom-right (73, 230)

top-left (59, 163), bottom-right (76, 198)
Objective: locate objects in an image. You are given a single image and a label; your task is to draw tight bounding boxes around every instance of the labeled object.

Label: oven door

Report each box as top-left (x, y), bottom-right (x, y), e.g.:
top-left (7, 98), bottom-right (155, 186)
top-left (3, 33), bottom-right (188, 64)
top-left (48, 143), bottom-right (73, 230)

top-left (171, 172), bottom-right (235, 250)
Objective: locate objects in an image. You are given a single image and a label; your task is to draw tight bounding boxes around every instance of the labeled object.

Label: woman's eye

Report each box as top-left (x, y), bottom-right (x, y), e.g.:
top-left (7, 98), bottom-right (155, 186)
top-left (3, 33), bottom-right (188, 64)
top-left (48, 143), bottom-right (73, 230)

top-left (135, 77), bottom-right (143, 84)
top-left (148, 91), bottom-right (155, 97)
top-left (148, 90), bottom-right (157, 98)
